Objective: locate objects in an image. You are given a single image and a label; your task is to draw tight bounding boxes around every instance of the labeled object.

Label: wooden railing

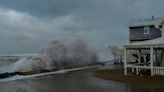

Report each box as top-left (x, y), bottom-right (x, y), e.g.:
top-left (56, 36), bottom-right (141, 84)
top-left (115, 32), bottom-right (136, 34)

top-left (153, 67), bottom-right (164, 76)
top-left (126, 65), bottom-right (164, 76)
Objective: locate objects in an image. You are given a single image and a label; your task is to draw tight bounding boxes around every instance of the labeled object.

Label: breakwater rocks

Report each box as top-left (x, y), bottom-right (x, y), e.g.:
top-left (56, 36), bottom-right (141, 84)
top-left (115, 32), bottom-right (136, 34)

top-left (0, 69), bottom-right (53, 79)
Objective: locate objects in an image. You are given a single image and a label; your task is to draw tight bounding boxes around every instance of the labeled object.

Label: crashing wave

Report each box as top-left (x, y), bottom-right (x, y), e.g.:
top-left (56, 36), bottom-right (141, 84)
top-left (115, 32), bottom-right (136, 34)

top-left (0, 37), bottom-right (98, 76)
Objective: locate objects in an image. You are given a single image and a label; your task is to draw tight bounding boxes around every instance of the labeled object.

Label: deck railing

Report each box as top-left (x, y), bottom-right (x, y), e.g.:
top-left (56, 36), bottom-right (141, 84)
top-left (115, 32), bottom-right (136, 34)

top-left (153, 67), bottom-right (164, 76)
top-left (126, 64), bottom-right (164, 76)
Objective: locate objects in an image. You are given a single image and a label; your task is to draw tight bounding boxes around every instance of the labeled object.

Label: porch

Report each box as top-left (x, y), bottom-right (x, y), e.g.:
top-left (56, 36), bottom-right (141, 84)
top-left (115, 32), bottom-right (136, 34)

top-left (124, 44), bottom-right (164, 76)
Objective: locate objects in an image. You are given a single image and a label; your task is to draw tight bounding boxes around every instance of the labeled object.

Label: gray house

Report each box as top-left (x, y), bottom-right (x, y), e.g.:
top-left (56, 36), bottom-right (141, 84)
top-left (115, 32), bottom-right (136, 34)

top-left (123, 17), bottom-right (164, 76)
top-left (129, 17), bottom-right (162, 42)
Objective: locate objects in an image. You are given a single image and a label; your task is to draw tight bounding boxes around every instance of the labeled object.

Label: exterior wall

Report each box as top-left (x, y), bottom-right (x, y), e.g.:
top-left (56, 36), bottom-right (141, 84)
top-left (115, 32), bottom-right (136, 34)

top-left (129, 26), bottom-right (161, 42)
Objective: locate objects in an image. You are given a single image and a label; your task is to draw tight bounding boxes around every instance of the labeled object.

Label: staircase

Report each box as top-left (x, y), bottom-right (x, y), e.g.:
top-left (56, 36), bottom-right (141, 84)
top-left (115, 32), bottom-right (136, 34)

top-left (126, 50), bottom-right (139, 64)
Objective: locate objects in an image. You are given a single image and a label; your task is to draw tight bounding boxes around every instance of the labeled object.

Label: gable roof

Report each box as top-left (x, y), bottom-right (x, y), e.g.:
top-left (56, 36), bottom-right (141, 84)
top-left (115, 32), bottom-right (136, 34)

top-left (129, 17), bottom-right (163, 28)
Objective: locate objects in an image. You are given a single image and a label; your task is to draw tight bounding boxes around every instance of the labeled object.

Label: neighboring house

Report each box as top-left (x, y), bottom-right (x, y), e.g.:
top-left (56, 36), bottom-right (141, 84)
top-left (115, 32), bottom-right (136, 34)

top-left (111, 46), bottom-right (124, 64)
top-left (123, 17), bottom-right (164, 76)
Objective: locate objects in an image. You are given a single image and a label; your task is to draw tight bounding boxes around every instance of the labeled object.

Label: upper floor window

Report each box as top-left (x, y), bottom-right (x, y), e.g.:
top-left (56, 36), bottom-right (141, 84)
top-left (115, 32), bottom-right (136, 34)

top-left (144, 26), bottom-right (150, 35)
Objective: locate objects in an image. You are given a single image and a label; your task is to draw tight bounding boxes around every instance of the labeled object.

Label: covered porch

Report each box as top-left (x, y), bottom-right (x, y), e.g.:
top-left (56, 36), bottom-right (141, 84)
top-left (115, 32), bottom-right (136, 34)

top-left (124, 43), bottom-right (164, 76)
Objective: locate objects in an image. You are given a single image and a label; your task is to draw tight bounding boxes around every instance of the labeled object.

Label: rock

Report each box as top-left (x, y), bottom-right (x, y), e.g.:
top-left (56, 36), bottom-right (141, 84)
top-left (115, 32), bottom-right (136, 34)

top-left (0, 72), bottom-right (17, 78)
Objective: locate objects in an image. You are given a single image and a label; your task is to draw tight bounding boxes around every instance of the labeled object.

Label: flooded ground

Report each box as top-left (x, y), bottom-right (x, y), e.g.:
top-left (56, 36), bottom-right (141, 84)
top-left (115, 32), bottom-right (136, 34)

top-left (0, 66), bottom-right (164, 92)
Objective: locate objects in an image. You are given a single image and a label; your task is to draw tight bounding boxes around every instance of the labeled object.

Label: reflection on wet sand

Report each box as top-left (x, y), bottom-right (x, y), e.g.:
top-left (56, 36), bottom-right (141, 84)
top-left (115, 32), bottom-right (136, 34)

top-left (0, 67), bottom-right (163, 92)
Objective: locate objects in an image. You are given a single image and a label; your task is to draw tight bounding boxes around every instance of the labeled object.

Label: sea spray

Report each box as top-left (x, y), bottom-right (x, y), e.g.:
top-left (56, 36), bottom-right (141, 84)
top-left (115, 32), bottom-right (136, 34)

top-left (40, 40), bottom-right (67, 70)
top-left (40, 37), bottom-right (98, 69)
top-left (5, 37), bottom-right (99, 74)
top-left (12, 56), bottom-right (46, 72)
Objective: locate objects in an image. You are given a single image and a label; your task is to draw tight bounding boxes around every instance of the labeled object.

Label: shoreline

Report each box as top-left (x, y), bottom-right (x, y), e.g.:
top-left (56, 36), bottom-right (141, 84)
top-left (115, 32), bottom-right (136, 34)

top-left (0, 65), bottom-right (99, 83)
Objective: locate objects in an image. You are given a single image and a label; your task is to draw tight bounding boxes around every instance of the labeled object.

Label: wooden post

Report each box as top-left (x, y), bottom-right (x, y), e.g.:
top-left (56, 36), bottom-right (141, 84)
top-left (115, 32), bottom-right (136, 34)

top-left (162, 49), bottom-right (164, 67)
top-left (154, 49), bottom-right (157, 66)
top-left (114, 54), bottom-right (115, 64)
top-left (160, 49), bottom-right (164, 76)
top-left (124, 47), bottom-right (127, 75)
top-left (138, 49), bottom-right (141, 64)
top-left (143, 55), bottom-right (146, 65)
top-left (150, 47), bottom-right (154, 76)
top-left (132, 68), bottom-right (134, 73)
top-left (136, 68), bottom-right (139, 75)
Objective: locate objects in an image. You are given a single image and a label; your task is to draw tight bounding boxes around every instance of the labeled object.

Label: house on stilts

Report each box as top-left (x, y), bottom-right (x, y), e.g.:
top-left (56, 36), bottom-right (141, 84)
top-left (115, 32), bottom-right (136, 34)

top-left (124, 17), bottom-right (164, 76)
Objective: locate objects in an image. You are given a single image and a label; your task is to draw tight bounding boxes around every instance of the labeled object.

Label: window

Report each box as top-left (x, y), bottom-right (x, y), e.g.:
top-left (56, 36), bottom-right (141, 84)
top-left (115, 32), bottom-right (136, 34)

top-left (144, 26), bottom-right (150, 34)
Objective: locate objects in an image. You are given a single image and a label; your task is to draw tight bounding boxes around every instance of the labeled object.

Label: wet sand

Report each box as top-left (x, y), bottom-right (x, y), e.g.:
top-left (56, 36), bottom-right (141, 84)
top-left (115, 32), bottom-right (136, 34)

top-left (95, 69), bottom-right (164, 86)
top-left (0, 66), bottom-right (164, 92)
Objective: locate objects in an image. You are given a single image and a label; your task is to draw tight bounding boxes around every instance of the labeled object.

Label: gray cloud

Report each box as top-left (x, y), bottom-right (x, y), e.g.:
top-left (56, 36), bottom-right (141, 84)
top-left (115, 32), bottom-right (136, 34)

top-left (0, 0), bottom-right (163, 61)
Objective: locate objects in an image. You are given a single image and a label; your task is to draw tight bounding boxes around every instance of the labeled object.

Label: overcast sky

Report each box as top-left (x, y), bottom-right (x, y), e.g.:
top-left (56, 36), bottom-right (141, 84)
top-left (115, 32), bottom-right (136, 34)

top-left (0, 0), bottom-right (164, 58)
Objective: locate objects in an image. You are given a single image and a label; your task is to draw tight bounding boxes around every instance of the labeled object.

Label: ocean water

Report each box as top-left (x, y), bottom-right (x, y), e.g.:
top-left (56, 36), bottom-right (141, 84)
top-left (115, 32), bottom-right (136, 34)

top-left (0, 60), bottom-right (16, 66)
top-left (0, 56), bottom-right (21, 73)
top-left (0, 56), bottom-right (20, 66)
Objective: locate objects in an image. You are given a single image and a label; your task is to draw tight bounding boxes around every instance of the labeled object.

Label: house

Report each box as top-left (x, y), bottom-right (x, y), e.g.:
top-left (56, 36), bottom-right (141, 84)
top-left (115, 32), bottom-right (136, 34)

top-left (129, 17), bottom-right (161, 42)
top-left (124, 17), bottom-right (164, 76)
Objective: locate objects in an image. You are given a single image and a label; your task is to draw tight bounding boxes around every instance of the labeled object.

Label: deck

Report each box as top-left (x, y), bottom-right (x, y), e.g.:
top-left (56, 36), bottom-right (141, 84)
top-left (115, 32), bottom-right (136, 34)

top-left (127, 64), bottom-right (164, 76)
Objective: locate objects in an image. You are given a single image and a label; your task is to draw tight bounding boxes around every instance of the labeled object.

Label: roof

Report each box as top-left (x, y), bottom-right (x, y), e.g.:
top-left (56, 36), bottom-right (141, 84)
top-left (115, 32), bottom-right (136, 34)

top-left (125, 38), bottom-right (164, 48)
top-left (129, 17), bottom-right (163, 27)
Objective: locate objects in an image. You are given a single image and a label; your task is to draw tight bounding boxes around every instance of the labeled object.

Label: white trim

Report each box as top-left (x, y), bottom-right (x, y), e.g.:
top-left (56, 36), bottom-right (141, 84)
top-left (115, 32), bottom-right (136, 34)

top-left (124, 48), bottom-right (127, 75)
top-left (150, 47), bottom-right (154, 76)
